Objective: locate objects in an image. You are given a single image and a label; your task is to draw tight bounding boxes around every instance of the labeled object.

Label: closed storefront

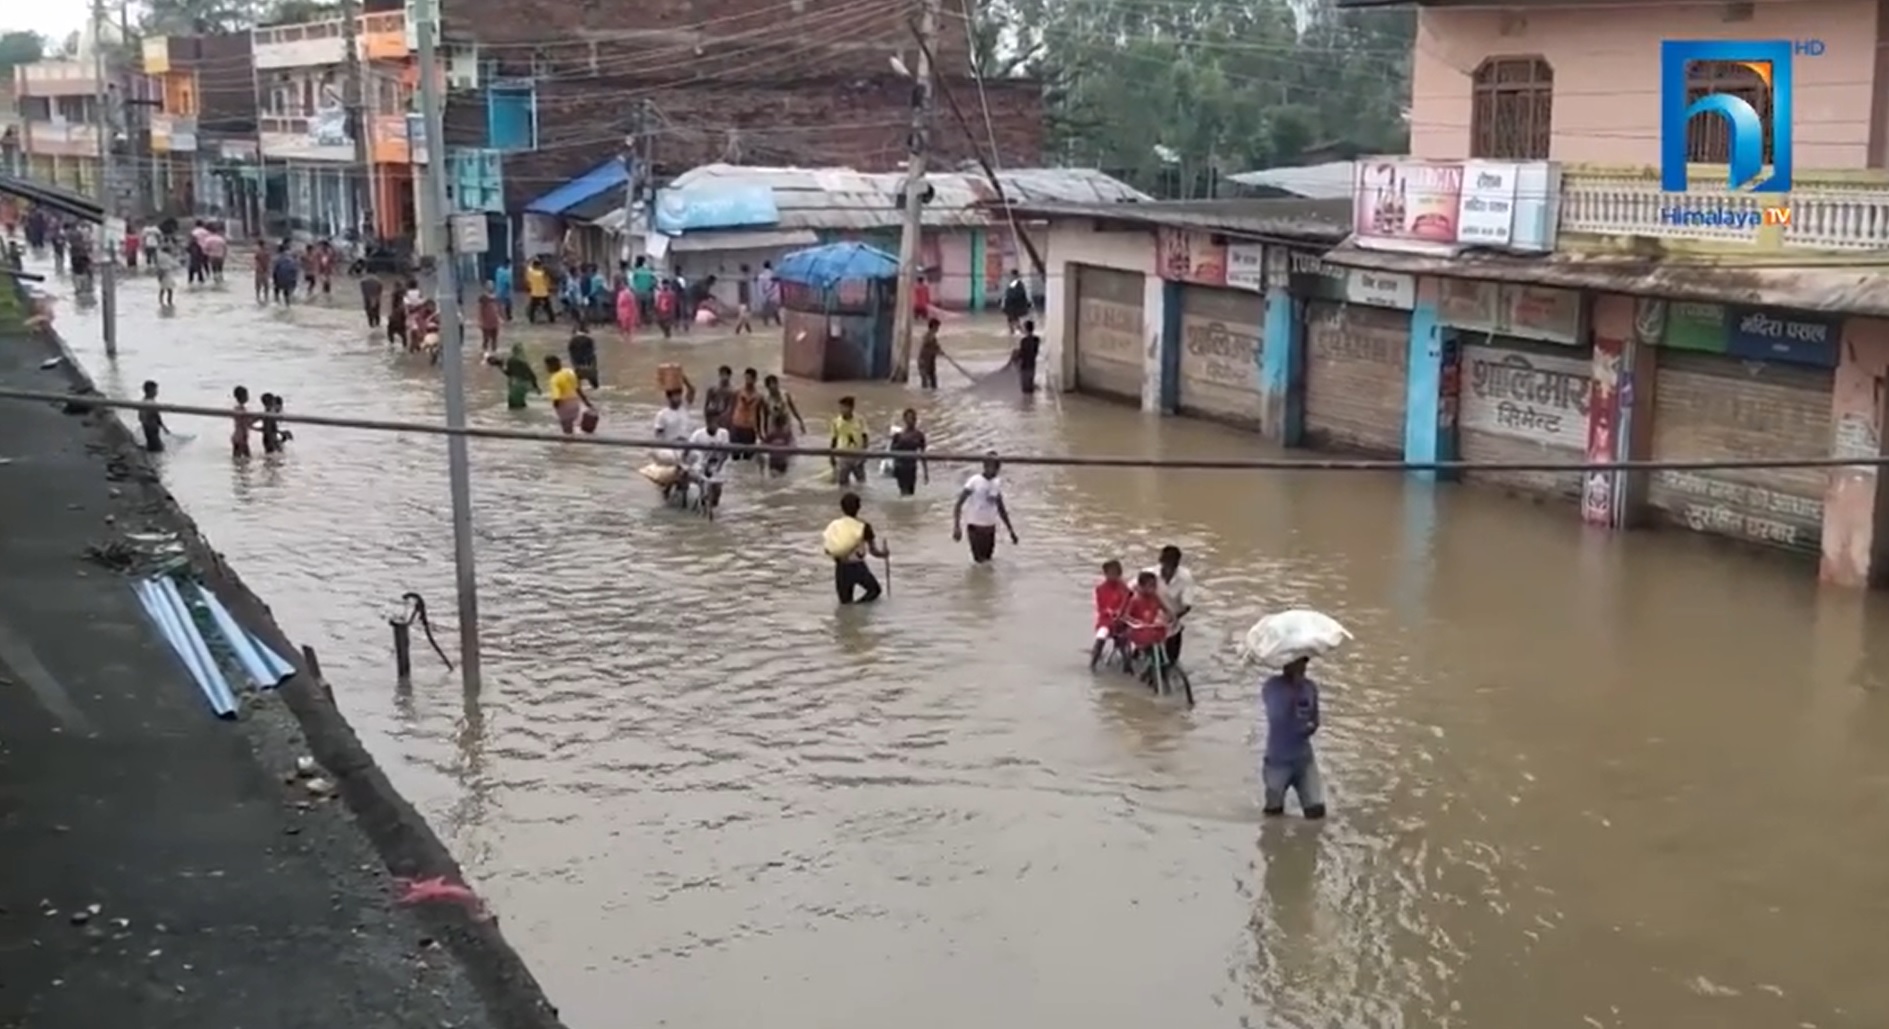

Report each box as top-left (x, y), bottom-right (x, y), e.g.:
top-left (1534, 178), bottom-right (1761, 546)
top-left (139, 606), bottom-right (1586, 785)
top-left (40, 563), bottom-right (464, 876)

top-left (1304, 301), bottom-right (1410, 455)
top-left (1646, 304), bottom-right (1837, 554)
top-left (1071, 264), bottom-right (1147, 403)
top-left (1176, 283), bottom-right (1264, 426)
top-left (1440, 280), bottom-right (1590, 497)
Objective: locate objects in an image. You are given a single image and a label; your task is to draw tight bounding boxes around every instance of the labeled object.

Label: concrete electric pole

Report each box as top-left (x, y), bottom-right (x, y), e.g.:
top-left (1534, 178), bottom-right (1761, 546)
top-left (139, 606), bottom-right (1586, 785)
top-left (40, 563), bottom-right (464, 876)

top-left (414, 0), bottom-right (482, 692)
top-left (621, 99), bottom-right (652, 263)
top-left (888, 0), bottom-right (937, 383)
top-left (339, 0), bottom-right (376, 239)
top-left (90, 0), bottom-right (118, 359)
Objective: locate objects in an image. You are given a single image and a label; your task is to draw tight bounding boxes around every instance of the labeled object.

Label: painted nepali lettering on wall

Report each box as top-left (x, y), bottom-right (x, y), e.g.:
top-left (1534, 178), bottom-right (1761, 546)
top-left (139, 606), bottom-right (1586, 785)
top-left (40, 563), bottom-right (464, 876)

top-left (1225, 243), bottom-right (1264, 292)
top-left (1178, 285), bottom-right (1264, 418)
top-left (1344, 269), bottom-right (1416, 309)
top-left (1460, 346), bottom-right (1591, 451)
top-left (1287, 249), bottom-right (1346, 300)
top-left (1436, 280), bottom-right (1583, 345)
top-left (1725, 306), bottom-right (1840, 367)
top-left (1157, 228), bottom-right (1228, 287)
top-left (1661, 302), bottom-right (1728, 353)
top-left (1312, 305), bottom-right (1407, 365)
top-left (1650, 470), bottom-right (1822, 547)
top-left (1078, 298), bottom-right (1143, 365)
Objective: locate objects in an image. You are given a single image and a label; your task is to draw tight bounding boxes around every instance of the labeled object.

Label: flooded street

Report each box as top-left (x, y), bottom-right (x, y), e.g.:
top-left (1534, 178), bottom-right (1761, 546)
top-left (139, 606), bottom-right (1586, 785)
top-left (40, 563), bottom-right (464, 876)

top-left (33, 263), bottom-right (1889, 1029)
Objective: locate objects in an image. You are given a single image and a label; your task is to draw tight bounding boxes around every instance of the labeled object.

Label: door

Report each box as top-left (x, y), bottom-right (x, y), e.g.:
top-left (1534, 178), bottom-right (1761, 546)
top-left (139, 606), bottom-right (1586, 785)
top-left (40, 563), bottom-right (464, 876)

top-left (1303, 302), bottom-right (1409, 455)
top-left (1458, 338), bottom-right (1593, 498)
top-left (1647, 349), bottom-right (1832, 553)
top-left (1176, 284), bottom-right (1264, 426)
top-left (1072, 264), bottom-right (1146, 403)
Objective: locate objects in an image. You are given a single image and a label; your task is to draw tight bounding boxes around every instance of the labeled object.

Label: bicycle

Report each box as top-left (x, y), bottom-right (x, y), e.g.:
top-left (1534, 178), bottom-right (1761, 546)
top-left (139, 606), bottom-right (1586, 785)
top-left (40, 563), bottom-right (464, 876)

top-left (1117, 620), bottom-right (1195, 707)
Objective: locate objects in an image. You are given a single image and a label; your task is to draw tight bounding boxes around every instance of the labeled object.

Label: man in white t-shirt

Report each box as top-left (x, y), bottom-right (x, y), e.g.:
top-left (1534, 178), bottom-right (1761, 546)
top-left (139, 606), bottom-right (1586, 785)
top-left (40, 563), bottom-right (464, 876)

top-left (951, 453), bottom-right (1019, 564)
top-left (686, 423), bottom-right (732, 513)
top-left (650, 388), bottom-right (694, 503)
top-left (1145, 544), bottom-right (1198, 666)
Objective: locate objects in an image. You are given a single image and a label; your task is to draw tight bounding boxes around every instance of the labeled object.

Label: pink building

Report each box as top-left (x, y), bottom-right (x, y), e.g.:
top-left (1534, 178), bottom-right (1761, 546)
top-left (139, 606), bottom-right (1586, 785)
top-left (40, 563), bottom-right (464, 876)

top-left (1320, 0), bottom-right (1889, 589)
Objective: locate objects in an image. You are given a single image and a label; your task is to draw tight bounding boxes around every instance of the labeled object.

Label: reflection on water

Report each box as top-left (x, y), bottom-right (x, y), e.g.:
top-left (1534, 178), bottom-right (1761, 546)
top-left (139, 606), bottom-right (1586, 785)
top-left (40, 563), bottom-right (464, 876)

top-left (37, 262), bottom-right (1889, 1029)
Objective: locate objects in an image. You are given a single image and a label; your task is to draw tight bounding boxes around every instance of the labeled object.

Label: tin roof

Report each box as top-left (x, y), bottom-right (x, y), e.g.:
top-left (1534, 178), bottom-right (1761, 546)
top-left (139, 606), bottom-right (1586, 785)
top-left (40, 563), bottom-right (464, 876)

top-left (993, 198), bottom-right (1353, 244)
top-left (639, 164), bottom-right (1150, 232)
top-left (1226, 161), bottom-right (1357, 200)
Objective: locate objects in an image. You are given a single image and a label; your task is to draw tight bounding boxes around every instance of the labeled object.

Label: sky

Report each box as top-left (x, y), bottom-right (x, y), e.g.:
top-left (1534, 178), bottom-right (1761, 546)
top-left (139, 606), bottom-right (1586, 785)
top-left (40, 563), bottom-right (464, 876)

top-left (9, 0), bottom-right (95, 45)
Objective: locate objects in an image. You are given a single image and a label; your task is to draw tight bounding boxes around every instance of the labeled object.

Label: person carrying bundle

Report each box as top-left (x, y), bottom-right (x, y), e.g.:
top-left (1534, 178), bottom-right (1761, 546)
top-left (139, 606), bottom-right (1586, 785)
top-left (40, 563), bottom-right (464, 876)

top-left (824, 492), bottom-right (888, 605)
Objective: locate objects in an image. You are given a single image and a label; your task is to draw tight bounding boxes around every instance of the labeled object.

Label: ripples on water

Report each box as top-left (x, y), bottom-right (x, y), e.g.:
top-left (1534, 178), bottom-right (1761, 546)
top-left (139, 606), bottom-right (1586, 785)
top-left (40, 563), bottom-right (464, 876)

top-left (40, 266), bottom-right (1889, 1029)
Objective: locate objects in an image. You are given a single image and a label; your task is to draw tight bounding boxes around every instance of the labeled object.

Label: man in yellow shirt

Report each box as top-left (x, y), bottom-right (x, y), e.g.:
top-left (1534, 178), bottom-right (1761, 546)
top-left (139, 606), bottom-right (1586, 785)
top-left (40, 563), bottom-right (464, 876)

top-left (542, 354), bottom-right (590, 435)
top-left (829, 395), bottom-right (869, 486)
top-left (524, 258), bottom-right (554, 324)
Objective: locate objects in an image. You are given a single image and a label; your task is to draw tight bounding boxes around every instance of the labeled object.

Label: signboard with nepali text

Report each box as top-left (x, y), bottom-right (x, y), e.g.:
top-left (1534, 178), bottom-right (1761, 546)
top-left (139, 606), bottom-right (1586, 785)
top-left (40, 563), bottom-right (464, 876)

top-left (1352, 157), bottom-right (1559, 256)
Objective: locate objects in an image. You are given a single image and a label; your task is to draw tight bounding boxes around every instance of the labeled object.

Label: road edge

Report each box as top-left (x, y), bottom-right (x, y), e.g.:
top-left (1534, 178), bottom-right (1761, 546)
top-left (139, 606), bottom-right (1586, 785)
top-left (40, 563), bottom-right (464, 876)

top-left (25, 293), bottom-right (569, 1029)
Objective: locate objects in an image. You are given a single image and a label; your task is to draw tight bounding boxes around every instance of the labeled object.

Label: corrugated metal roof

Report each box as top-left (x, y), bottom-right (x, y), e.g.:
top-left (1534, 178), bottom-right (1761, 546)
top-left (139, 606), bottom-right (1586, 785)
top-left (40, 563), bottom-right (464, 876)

top-left (1226, 161), bottom-right (1356, 200)
top-left (1325, 243), bottom-right (1889, 317)
top-left (623, 164), bottom-right (1150, 232)
top-left (996, 198), bottom-right (1353, 244)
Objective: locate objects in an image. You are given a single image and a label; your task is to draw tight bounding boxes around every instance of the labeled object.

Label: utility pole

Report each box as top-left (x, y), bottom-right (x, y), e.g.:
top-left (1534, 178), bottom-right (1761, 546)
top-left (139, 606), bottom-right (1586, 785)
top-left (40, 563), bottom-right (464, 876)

top-left (621, 99), bottom-right (652, 264)
top-left (888, 0), bottom-right (937, 383)
top-left (339, 0), bottom-right (375, 239)
top-left (415, 0), bottom-right (482, 692)
top-left (89, 0), bottom-right (118, 360)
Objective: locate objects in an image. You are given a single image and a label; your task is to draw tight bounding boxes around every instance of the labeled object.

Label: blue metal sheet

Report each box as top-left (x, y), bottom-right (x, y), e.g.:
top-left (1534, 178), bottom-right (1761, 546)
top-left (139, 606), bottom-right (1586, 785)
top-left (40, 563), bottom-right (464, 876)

top-left (523, 160), bottom-right (627, 216)
top-left (653, 184), bottom-right (779, 234)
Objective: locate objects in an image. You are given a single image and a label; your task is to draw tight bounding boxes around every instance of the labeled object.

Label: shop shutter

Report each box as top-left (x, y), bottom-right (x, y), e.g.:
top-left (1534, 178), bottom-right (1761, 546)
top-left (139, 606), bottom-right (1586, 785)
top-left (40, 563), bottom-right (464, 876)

top-left (1072, 265), bottom-right (1146, 403)
top-left (1303, 301), bottom-right (1409, 456)
top-left (1646, 349), bottom-right (1832, 553)
top-left (1457, 338), bottom-right (1592, 498)
top-left (1176, 284), bottom-right (1264, 426)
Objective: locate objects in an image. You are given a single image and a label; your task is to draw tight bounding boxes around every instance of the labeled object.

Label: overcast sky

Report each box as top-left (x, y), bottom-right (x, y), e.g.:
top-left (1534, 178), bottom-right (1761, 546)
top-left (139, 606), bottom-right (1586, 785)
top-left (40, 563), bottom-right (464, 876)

top-left (11, 0), bottom-right (96, 45)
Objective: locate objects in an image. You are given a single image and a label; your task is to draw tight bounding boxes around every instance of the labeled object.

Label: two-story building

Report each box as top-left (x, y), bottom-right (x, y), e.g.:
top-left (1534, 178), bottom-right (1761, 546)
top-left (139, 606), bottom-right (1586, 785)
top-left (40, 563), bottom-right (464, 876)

top-left (13, 58), bottom-right (109, 196)
top-left (1006, 0), bottom-right (1889, 591)
top-left (252, 1), bottom-right (416, 240)
top-left (139, 31), bottom-right (260, 229)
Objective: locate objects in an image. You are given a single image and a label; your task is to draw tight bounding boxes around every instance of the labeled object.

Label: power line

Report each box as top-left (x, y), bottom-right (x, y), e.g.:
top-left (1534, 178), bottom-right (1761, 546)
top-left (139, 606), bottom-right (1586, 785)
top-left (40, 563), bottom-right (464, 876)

top-left (4, 386), bottom-right (1878, 475)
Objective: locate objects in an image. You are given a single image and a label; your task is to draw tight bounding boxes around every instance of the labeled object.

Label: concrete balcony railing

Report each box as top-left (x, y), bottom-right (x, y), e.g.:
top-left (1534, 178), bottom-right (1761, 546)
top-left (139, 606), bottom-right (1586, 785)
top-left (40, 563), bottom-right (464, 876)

top-left (1559, 164), bottom-right (1889, 253)
top-left (22, 119), bottom-right (100, 156)
top-left (254, 12), bottom-right (408, 69)
top-left (18, 62), bottom-right (101, 97)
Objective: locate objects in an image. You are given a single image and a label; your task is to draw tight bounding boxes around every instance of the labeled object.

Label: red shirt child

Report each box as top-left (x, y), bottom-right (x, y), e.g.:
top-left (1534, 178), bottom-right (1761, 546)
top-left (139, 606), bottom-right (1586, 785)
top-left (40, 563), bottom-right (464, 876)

top-left (913, 278), bottom-right (932, 318)
top-left (1120, 574), bottom-right (1170, 649)
top-left (1093, 564), bottom-right (1131, 631)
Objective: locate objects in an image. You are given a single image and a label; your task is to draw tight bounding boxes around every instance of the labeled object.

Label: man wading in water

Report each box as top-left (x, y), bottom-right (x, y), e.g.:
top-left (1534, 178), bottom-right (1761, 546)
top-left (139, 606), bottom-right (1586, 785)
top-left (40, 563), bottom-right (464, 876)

top-left (1148, 544), bottom-right (1197, 668)
top-left (952, 453), bottom-right (1018, 563)
top-left (889, 408), bottom-right (928, 496)
top-left (828, 491), bottom-right (888, 604)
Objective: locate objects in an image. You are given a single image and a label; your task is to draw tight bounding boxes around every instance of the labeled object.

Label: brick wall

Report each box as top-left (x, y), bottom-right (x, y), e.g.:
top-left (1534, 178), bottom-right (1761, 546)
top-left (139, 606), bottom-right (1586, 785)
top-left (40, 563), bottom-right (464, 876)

top-left (482, 74), bottom-right (1042, 213)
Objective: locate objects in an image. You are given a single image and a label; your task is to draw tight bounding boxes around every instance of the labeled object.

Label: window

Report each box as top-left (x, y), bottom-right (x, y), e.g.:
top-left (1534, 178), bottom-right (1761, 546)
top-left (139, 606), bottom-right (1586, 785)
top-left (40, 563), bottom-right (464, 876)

top-left (1470, 56), bottom-right (1553, 160)
top-left (1684, 60), bottom-right (1773, 164)
top-left (486, 83), bottom-right (536, 152)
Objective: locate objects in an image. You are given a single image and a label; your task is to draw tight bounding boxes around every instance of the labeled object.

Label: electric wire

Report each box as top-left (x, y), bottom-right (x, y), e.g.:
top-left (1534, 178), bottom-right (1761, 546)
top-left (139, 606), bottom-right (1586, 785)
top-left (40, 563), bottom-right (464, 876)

top-left (3, 385), bottom-right (1880, 475)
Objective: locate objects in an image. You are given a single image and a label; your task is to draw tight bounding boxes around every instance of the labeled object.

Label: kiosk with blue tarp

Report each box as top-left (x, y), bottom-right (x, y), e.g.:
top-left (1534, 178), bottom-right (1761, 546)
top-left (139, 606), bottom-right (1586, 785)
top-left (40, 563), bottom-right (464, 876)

top-left (775, 242), bottom-right (897, 382)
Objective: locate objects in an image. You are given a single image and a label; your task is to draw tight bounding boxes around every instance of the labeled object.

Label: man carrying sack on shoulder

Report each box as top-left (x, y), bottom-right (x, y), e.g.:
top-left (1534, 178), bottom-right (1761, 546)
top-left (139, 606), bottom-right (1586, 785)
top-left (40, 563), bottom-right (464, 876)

top-left (825, 492), bottom-right (889, 605)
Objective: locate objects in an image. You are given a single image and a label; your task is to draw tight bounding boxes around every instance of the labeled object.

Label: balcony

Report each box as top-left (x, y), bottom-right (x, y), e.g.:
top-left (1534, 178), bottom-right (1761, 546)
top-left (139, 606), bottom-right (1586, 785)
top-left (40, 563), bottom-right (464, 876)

top-left (361, 12), bottom-right (409, 60)
top-left (1559, 165), bottom-right (1889, 254)
top-left (22, 120), bottom-right (99, 157)
top-left (149, 113), bottom-right (198, 153)
top-left (254, 19), bottom-right (347, 70)
top-left (18, 62), bottom-right (100, 98)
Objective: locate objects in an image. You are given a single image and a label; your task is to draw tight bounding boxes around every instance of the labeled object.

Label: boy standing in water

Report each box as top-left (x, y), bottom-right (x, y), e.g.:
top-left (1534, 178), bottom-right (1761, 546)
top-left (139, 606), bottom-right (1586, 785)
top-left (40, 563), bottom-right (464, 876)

top-left (230, 386), bottom-right (256, 458)
top-left (888, 408), bottom-right (927, 496)
top-left (917, 318), bottom-right (943, 389)
top-left (138, 380), bottom-right (170, 453)
top-left (1260, 657), bottom-right (1326, 819)
top-left (258, 394), bottom-right (293, 454)
top-left (477, 282), bottom-right (503, 357)
top-left (566, 327), bottom-right (599, 388)
top-left (829, 396), bottom-right (869, 486)
top-left (361, 274), bottom-right (384, 329)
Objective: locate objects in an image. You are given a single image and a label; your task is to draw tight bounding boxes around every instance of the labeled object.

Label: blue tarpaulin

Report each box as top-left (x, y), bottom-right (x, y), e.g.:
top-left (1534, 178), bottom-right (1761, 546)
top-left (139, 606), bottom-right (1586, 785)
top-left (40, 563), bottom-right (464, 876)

top-left (774, 242), bottom-right (900, 290)
top-left (653, 184), bottom-right (779, 234)
top-left (524, 160), bottom-right (628, 217)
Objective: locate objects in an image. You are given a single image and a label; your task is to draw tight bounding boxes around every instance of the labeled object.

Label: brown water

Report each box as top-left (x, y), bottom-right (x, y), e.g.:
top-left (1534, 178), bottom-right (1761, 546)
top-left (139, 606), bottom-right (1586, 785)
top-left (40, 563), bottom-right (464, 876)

top-left (36, 263), bottom-right (1889, 1029)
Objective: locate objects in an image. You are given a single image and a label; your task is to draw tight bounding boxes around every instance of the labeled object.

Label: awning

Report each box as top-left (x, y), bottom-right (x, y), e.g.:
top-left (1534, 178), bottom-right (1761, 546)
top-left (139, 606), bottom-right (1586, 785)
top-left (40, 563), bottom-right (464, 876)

top-left (1322, 241), bottom-right (1889, 318)
top-left (523, 161), bottom-right (628, 218)
top-left (670, 228), bottom-right (819, 253)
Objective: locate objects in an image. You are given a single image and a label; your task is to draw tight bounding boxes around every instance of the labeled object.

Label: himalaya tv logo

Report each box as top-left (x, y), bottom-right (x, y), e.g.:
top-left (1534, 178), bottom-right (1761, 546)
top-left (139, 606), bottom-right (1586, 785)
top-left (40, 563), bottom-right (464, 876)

top-left (1659, 39), bottom-right (1818, 230)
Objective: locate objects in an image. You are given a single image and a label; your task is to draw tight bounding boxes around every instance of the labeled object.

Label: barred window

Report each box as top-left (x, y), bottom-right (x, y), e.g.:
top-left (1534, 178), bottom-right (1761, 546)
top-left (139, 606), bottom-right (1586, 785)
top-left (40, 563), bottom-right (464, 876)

top-left (1470, 57), bottom-right (1553, 160)
top-left (1685, 60), bottom-right (1774, 164)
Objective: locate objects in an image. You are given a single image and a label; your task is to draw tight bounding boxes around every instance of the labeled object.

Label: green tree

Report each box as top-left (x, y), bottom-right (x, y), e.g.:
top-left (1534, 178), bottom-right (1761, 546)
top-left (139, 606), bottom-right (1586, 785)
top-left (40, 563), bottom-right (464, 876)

top-left (0, 29), bottom-right (46, 79)
top-left (970, 0), bottom-right (1413, 197)
top-left (141, 0), bottom-right (265, 34)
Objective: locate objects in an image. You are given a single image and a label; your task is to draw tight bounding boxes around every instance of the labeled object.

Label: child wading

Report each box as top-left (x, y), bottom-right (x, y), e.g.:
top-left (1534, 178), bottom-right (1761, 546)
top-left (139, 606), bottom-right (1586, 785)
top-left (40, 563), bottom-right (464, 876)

top-left (1260, 657), bottom-right (1326, 819)
top-left (138, 380), bottom-right (171, 453)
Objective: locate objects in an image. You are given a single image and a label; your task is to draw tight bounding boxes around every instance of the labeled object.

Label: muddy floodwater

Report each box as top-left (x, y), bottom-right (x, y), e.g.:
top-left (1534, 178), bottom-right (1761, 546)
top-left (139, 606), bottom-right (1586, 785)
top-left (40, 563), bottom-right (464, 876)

top-left (34, 263), bottom-right (1889, 1029)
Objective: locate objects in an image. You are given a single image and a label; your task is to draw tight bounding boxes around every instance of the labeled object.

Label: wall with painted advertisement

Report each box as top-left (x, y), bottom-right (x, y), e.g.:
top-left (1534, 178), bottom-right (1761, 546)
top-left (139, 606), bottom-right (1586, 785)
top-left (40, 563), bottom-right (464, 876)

top-left (1295, 247), bottom-right (1414, 455)
top-left (1351, 158), bottom-right (1560, 255)
top-left (1176, 283), bottom-right (1265, 426)
top-left (1646, 302), bottom-right (1837, 554)
top-left (1438, 278), bottom-right (1591, 498)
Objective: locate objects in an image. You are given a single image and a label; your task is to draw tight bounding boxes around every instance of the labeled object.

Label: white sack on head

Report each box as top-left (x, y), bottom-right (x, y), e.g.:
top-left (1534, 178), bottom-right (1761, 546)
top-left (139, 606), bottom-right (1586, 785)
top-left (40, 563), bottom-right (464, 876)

top-left (1238, 609), bottom-right (1352, 668)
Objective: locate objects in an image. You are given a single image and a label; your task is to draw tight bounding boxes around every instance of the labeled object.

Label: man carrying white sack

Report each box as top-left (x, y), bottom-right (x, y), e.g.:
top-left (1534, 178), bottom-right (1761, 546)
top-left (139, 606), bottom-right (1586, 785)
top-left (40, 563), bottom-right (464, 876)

top-left (1261, 657), bottom-right (1325, 820)
top-left (1243, 609), bottom-right (1348, 821)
